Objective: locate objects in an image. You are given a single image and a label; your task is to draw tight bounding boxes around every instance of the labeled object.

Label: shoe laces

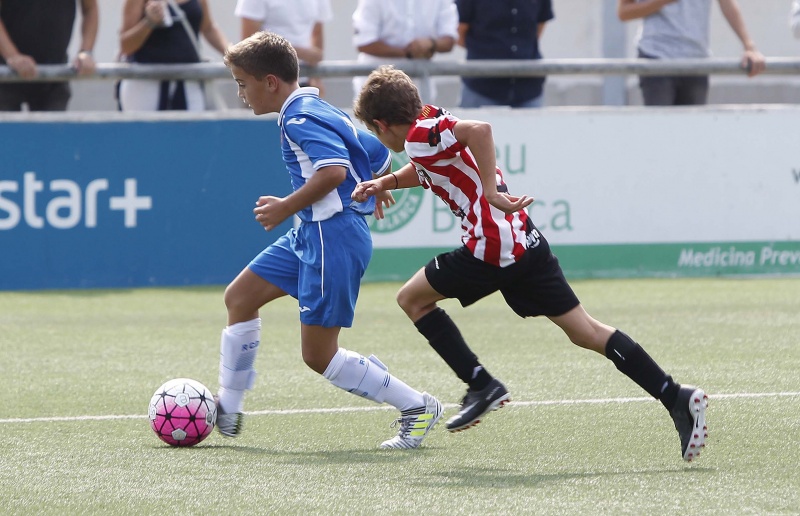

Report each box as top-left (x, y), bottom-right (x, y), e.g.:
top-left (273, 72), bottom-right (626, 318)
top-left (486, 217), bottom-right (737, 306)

top-left (389, 415), bottom-right (416, 438)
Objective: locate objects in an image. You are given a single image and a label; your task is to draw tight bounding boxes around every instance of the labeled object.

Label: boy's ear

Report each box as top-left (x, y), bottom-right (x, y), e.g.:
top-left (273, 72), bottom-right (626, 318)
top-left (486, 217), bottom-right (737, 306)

top-left (372, 119), bottom-right (389, 134)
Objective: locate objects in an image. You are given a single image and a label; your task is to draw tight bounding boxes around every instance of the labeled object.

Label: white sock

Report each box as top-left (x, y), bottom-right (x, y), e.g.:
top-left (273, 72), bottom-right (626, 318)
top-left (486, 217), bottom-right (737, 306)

top-left (218, 318), bottom-right (261, 413)
top-left (323, 348), bottom-right (424, 412)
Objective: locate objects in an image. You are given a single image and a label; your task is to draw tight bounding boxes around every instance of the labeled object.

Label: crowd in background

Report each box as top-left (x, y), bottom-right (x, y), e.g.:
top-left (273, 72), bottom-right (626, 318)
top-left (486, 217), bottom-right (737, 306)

top-left (1, 0), bottom-right (799, 112)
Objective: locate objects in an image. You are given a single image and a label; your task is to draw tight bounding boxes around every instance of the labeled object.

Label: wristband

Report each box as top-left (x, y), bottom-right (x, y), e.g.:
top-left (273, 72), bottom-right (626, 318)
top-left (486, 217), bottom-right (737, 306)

top-left (430, 38), bottom-right (437, 54)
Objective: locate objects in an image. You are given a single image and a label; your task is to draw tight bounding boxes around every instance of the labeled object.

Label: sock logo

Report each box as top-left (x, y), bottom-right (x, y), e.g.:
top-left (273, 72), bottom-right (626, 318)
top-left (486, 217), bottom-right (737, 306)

top-left (240, 340), bottom-right (259, 352)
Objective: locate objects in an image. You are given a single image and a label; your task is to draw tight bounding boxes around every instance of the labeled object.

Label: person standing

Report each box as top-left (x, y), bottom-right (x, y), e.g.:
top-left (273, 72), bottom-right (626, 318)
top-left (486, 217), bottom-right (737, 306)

top-left (352, 65), bottom-right (708, 462)
top-left (235, 0), bottom-right (332, 92)
top-left (617, 0), bottom-right (765, 106)
top-left (0, 0), bottom-right (98, 111)
top-left (352, 0), bottom-right (458, 103)
top-left (118, 0), bottom-right (229, 111)
top-left (456, 0), bottom-right (554, 108)
top-left (217, 32), bottom-right (442, 449)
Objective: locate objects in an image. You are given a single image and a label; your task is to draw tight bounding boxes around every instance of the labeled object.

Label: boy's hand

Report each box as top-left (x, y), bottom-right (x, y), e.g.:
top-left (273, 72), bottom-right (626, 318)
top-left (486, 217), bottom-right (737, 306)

top-left (372, 190), bottom-right (396, 220)
top-left (351, 180), bottom-right (382, 203)
top-left (254, 196), bottom-right (291, 231)
top-left (485, 192), bottom-right (534, 214)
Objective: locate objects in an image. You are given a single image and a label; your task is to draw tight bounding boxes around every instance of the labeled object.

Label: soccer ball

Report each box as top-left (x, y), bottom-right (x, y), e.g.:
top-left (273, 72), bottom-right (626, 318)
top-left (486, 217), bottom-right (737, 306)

top-left (148, 378), bottom-right (217, 447)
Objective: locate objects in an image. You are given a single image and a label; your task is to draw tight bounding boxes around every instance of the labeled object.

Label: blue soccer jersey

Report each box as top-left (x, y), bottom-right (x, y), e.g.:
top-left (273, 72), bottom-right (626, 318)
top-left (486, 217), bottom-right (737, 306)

top-left (278, 88), bottom-right (390, 222)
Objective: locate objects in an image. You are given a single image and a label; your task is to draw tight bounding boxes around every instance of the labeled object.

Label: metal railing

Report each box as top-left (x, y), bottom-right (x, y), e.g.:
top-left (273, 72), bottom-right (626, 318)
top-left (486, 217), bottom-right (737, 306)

top-left (2, 57), bottom-right (800, 82)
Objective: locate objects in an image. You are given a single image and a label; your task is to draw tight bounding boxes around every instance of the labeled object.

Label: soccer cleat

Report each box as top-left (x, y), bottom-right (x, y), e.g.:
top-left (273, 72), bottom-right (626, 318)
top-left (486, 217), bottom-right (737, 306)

top-left (670, 385), bottom-right (708, 462)
top-left (446, 378), bottom-right (511, 432)
top-left (380, 392), bottom-right (443, 449)
top-left (214, 395), bottom-right (244, 437)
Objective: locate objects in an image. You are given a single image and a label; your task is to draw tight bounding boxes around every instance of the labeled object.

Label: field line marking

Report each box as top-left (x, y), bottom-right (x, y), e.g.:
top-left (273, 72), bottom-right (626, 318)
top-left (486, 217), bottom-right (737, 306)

top-left (1, 391), bottom-right (798, 425)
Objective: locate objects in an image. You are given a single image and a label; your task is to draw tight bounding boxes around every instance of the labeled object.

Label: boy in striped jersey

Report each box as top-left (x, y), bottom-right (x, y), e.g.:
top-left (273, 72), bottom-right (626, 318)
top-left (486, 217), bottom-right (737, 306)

top-left (352, 65), bottom-right (707, 461)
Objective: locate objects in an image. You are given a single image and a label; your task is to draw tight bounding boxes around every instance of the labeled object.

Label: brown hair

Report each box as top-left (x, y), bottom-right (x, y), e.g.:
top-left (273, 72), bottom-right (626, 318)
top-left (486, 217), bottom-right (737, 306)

top-left (223, 31), bottom-right (298, 83)
top-left (353, 65), bottom-right (423, 127)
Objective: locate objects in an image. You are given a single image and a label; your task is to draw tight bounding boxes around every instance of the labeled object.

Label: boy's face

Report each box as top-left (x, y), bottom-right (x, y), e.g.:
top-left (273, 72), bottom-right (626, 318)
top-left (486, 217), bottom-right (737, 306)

top-left (368, 121), bottom-right (406, 153)
top-left (230, 64), bottom-right (275, 115)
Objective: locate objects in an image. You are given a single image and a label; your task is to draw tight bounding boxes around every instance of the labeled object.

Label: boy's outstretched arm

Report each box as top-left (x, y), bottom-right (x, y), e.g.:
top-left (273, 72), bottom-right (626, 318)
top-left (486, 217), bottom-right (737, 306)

top-left (254, 165), bottom-right (347, 231)
top-left (352, 163), bottom-right (416, 204)
top-left (452, 120), bottom-right (534, 214)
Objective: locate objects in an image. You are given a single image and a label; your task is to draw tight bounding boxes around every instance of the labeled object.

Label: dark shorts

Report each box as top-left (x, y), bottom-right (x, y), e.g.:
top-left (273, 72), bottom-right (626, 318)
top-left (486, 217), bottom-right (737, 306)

top-left (0, 82), bottom-right (71, 111)
top-left (424, 231), bottom-right (580, 318)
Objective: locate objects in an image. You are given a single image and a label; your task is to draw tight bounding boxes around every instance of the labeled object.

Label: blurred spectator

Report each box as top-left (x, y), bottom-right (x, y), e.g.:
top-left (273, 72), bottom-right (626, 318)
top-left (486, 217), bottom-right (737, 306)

top-left (791, 0), bottom-right (800, 38)
top-left (0, 0), bottom-right (98, 111)
top-left (352, 0), bottom-right (458, 103)
top-left (618, 0), bottom-right (766, 106)
top-left (235, 0), bottom-right (332, 93)
top-left (456, 0), bottom-right (553, 108)
top-left (118, 0), bottom-right (229, 111)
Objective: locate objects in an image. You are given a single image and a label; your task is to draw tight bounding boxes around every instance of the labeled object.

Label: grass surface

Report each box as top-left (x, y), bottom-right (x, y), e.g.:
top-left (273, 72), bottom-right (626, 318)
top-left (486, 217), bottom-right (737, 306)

top-left (1, 278), bottom-right (798, 514)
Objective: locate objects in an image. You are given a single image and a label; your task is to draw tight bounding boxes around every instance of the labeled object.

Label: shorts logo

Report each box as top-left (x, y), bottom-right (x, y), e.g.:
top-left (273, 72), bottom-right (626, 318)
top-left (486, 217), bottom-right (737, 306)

top-left (368, 151), bottom-right (424, 234)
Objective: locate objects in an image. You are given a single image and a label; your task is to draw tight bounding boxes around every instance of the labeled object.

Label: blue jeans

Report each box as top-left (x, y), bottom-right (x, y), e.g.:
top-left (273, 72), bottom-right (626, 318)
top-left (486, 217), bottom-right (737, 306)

top-left (459, 83), bottom-right (544, 108)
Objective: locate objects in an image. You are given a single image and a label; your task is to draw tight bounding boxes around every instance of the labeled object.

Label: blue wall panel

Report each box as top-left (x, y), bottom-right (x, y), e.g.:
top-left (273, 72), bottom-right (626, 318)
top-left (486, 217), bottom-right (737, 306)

top-left (0, 117), bottom-right (291, 290)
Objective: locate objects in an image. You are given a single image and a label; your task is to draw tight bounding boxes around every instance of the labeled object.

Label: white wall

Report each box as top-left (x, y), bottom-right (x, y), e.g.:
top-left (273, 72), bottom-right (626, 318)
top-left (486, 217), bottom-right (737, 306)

top-left (67, 0), bottom-right (800, 110)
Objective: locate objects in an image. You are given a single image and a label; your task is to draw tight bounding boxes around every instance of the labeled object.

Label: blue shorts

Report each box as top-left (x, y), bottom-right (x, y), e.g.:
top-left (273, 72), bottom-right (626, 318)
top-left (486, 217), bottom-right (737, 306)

top-left (248, 211), bottom-right (372, 328)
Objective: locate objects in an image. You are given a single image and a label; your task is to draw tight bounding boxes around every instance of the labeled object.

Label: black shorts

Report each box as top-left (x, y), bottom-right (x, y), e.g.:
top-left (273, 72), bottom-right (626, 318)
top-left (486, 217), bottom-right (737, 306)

top-left (424, 231), bottom-right (580, 318)
top-left (0, 82), bottom-right (71, 111)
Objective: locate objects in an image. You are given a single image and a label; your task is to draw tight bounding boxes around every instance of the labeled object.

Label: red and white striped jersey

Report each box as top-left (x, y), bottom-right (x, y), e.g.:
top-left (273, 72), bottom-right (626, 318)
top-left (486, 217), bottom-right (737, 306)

top-left (405, 105), bottom-right (531, 267)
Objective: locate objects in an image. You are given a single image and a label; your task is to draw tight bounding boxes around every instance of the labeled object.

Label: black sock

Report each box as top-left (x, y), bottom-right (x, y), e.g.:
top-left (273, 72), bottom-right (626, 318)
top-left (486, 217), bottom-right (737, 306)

top-left (605, 329), bottom-right (679, 410)
top-left (414, 307), bottom-right (492, 391)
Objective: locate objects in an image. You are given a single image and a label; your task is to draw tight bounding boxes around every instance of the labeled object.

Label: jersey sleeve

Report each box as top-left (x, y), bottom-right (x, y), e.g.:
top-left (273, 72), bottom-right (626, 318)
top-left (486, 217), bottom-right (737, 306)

top-left (357, 129), bottom-right (391, 177)
top-left (436, 115), bottom-right (462, 155)
top-left (284, 116), bottom-right (350, 170)
top-left (317, 0), bottom-right (333, 23)
top-left (352, 0), bottom-right (382, 47)
top-left (436, 0), bottom-right (459, 39)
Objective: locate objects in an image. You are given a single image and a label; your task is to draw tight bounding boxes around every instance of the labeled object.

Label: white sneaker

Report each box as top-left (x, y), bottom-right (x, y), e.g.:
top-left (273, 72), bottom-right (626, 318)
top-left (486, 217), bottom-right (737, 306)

top-left (380, 392), bottom-right (442, 450)
top-left (214, 395), bottom-right (244, 437)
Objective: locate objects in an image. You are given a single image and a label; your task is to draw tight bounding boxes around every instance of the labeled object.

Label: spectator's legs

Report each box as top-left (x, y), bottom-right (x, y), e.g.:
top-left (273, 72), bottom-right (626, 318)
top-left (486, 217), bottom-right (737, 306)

top-left (0, 84), bottom-right (26, 111)
top-left (639, 75), bottom-right (677, 106)
top-left (675, 75), bottom-right (709, 105)
top-left (27, 83), bottom-right (71, 112)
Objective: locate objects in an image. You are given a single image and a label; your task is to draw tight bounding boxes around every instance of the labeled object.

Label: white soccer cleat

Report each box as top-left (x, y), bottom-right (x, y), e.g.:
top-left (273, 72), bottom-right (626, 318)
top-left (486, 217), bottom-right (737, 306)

top-left (380, 392), bottom-right (442, 450)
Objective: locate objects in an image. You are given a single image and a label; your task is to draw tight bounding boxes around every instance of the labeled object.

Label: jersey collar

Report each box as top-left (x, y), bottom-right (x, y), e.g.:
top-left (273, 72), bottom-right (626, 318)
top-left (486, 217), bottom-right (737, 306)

top-left (278, 87), bottom-right (320, 125)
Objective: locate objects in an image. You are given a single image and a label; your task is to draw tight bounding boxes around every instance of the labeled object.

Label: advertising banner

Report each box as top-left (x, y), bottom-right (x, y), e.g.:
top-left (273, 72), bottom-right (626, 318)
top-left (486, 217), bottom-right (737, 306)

top-left (0, 115), bottom-right (291, 290)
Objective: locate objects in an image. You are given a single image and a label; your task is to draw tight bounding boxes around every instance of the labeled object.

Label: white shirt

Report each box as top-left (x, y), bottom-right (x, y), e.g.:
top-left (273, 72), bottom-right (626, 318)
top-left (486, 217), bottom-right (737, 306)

top-left (234, 0), bottom-right (332, 49)
top-left (353, 0), bottom-right (458, 56)
top-left (352, 0), bottom-right (458, 102)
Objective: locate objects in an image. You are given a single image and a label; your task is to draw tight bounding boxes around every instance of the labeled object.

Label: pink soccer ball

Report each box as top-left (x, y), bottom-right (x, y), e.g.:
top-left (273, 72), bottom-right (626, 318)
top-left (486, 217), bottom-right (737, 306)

top-left (148, 378), bottom-right (217, 447)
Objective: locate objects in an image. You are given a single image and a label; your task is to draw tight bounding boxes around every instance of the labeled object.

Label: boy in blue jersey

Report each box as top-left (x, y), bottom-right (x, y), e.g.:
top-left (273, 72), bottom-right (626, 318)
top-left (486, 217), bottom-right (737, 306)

top-left (217, 31), bottom-right (442, 449)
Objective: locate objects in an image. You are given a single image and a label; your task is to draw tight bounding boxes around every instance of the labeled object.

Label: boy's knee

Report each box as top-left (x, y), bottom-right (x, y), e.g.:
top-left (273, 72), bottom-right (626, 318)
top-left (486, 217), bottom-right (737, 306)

top-left (396, 287), bottom-right (413, 313)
